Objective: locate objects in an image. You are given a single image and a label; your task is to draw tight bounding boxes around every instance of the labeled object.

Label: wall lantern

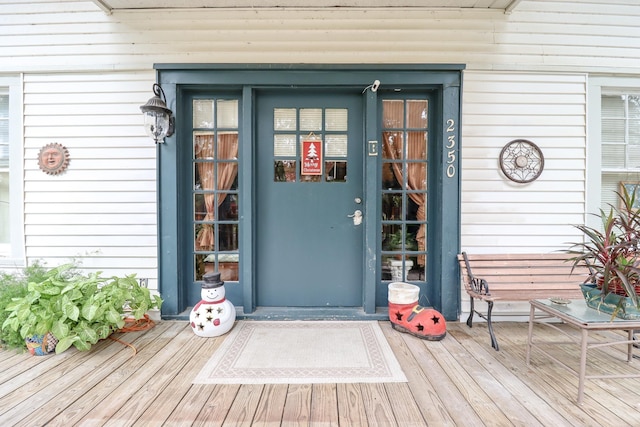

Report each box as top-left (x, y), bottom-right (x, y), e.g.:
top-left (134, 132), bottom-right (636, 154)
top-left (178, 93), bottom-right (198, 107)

top-left (140, 83), bottom-right (174, 143)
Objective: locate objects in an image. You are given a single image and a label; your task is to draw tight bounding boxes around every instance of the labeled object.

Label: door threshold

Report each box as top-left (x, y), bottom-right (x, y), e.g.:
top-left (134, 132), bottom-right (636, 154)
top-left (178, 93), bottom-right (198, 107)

top-left (163, 306), bottom-right (389, 321)
top-left (238, 306), bottom-right (389, 321)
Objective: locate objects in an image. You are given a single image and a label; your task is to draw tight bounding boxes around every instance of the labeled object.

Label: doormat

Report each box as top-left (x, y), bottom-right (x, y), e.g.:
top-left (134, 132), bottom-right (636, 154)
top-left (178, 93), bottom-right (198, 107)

top-left (193, 321), bottom-right (407, 384)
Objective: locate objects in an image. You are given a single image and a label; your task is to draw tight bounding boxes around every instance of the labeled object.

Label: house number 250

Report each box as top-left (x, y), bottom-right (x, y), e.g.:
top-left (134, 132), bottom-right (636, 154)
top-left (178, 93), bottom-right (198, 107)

top-left (446, 118), bottom-right (456, 178)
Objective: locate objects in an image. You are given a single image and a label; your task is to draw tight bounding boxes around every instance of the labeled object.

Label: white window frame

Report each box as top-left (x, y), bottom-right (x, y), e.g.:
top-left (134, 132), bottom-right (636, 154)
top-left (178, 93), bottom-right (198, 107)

top-left (0, 75), bottom-right (25, 267)
top-left (587, 76), bottom-right (640, 230)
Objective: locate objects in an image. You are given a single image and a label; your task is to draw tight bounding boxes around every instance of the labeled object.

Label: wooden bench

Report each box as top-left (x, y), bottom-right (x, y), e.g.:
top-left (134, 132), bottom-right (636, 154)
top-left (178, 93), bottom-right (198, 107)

top-left (457, 252), bottom-right (591, 351)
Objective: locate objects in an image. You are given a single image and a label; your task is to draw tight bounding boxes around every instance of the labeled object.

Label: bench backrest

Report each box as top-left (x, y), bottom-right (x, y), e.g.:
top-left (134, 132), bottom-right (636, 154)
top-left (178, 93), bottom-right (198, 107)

top-left (457, 252), bottom-right (591, 299)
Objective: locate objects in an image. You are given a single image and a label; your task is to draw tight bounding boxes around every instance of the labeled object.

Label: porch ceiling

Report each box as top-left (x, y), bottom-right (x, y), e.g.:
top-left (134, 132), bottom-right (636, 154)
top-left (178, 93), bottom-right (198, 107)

top-left (91, 0), bottom-right (523, 14)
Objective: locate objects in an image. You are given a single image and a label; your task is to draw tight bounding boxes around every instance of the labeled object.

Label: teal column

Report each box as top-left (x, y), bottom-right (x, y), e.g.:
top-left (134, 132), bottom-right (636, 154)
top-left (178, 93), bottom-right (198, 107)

top-left (437, 83), bottom-right (462, 320)
top-left (363, 88), bottom-right (379, 314)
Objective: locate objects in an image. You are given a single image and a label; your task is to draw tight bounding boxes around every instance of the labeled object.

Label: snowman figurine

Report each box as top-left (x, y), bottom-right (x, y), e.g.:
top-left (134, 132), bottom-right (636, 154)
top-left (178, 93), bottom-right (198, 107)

top-left (190, 271), bottom-right (236, 337)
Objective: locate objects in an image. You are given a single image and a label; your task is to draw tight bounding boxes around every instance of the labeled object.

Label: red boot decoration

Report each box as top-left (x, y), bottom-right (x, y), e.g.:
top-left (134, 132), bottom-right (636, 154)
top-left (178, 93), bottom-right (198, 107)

top-left (388, 282), bottom-right (446, 341)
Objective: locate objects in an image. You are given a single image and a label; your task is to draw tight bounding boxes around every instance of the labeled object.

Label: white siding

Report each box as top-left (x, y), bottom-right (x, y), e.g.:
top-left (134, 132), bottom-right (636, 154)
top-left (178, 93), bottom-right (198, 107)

top-left (22, 71), bottom-right (158, 284)
top-left (2, 1), bottom-right (640, 74)
top-left (461, 71), bottom-right (587, 254)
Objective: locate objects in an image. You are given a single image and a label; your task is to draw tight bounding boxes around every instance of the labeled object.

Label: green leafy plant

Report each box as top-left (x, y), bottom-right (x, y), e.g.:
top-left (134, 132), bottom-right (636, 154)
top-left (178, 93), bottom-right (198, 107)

top-left (2, 264), bottom-right (162, 354)
top-left (0, 261), bottom-right (51, 350)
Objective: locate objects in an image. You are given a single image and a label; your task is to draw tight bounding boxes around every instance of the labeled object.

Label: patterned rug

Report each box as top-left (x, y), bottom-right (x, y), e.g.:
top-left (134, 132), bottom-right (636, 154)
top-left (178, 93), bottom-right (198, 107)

top-left (193, 321), bottom-right (407, 384)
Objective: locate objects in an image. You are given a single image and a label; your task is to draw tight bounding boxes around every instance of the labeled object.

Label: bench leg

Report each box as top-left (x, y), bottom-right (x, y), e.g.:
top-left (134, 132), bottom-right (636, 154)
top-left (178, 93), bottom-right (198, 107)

top-left (466, 297), bottom-right (475, 328)
top-left (487, 301), bottom-right (499, 351)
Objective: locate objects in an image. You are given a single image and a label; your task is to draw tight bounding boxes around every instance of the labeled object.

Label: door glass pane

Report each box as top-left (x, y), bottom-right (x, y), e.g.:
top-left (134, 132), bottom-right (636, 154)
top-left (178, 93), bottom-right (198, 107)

top-left (300, 108), bottom-right (322, 131)
top-left (193, 100), bottom-right (214, 128)
top-left (274, 160), bottom-right (296, 182)
top-left (274, 108), bottom-right (296, 130)
top-left (217, 100), bottom-right (238, 128)
top-left (326, 108), bottom-right (348, 131)
top-left (382, 131), bottom-right (403, 160)
top-left (325, 135), bottom-right (348, 157)
top-left (407, 100), bottom-right (428, 128)
top-left (383, 100), bottom-right (404, 128)
top-left (274, 134), bottom-right (297, 156)
top-left (218, 133), bottom-right (238, 160)
top-left (325, 161), bottom-right (347, 182)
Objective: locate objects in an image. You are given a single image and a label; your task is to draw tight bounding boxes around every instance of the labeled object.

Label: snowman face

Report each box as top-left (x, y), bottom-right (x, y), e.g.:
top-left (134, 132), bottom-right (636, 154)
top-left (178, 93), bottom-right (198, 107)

top-left (201, 285), bottom-right (225, 301)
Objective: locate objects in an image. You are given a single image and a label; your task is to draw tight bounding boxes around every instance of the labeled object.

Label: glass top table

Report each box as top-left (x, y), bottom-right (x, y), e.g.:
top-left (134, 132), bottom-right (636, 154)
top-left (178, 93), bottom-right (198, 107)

top-left (532, 298), bottom-right (640, 326)
top-left (527, 299), bottom-right (640, 404)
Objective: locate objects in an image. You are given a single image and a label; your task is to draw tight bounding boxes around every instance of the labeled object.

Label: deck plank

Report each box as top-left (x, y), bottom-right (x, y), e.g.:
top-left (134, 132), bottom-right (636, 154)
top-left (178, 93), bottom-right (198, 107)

top-left (336, 383), bottom-right (367, 426)
top-left (222, 384), bottom-right (264, 425)
top-left (252, 383), bottom-right (288, 426)
top-left (282, 383), bottom-right (312, 426)
top-left (192, 384), bottom-right (240, 427)
top-left (383, 382), bottom-right (426, 426)
top-left (310, 383), bottom-right (339, 426)
top-left (359, 383), bottom-right (396, 426)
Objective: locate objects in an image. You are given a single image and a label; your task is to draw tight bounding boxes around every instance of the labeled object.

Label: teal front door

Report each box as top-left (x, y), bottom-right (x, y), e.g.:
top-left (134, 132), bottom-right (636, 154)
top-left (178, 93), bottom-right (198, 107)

top-left (256, 90), bottom-right (364, 307)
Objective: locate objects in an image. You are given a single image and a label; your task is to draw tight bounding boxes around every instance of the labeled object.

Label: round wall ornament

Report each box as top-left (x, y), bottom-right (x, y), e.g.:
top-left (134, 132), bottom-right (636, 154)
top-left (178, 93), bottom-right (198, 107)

top-left (499, 139), bottom-right (544, 183)
top-left (38, 143), bottom-right (70, 175)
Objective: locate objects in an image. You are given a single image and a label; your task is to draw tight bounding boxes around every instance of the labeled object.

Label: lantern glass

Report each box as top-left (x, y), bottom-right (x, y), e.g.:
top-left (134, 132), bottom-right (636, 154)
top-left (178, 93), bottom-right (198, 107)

top-left (143, 110), bottom-right (170, 143)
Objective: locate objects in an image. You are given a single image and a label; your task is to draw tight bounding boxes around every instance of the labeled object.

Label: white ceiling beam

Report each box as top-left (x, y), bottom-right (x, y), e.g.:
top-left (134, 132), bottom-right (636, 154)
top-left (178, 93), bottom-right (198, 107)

top-left (504, 0), bottom-right (523, 14)
top-left (91, 0), bottom-right (113, 15)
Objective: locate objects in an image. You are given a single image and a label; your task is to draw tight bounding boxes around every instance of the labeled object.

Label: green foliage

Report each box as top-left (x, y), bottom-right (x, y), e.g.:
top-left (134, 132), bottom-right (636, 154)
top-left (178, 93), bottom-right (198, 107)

top-left (568, 185), bottom-right (640, 311)
top-left (2, 264), bottom-right (162, 354)
top-left (0, 261), bottom-right (50, 351)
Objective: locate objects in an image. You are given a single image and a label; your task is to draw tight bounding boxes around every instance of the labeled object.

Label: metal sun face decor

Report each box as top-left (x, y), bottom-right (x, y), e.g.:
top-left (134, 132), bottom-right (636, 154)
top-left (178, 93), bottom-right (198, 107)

top-left (38, 143), bottom-right (70, 175)
top-left (499, 139), bottom-right (544, 183)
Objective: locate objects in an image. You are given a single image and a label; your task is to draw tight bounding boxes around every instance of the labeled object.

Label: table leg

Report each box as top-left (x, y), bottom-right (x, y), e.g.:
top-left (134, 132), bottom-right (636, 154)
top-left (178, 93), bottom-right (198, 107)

top-left (526, 304), bottom-right (535, 365)
top-left (628, 330), bottom-right (633, 362)
top-left (578, 328), bottom-right (588, 404)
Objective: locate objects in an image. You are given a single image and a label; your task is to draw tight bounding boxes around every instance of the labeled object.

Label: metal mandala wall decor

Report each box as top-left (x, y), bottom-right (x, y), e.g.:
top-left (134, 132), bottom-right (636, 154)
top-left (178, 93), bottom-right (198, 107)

top-left (499, 139), bottom-right (544, 183)
top-left (38, 143), bottom-right (70, 175)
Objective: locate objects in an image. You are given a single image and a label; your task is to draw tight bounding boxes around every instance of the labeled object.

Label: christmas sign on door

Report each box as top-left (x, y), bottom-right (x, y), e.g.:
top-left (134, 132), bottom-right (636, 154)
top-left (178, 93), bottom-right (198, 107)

top-left (302, 139), bottom-right (322, 175)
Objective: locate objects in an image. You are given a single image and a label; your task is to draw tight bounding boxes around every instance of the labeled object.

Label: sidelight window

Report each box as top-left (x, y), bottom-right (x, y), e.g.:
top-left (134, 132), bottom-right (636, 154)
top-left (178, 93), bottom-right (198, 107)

top-left (193, 99), bottom-right (239, 282)
top-left (381, 99), bottom-right (428, 282)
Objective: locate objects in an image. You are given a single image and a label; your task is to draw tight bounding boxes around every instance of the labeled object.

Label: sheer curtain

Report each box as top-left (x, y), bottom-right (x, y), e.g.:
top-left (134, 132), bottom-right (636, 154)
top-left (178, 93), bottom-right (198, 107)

top-left (195, 133), bottom-right (238, 251)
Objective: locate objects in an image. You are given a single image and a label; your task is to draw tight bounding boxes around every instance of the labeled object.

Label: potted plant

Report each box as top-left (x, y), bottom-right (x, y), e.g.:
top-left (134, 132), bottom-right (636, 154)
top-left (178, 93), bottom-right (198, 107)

top-left (2, 264), bottom-right (162, 354)
top-left (567, 185), bottom-right (640, 318)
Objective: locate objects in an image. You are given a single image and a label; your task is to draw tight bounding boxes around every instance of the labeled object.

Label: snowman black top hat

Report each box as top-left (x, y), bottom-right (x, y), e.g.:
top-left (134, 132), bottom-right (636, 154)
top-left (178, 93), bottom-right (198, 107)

top-left (202, 271), bottom-right (224, 289)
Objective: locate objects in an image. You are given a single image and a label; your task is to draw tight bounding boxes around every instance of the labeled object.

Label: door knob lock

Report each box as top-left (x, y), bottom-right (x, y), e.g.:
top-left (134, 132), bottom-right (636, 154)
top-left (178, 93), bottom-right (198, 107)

top-left (348, 209), bottom-right (363, 225)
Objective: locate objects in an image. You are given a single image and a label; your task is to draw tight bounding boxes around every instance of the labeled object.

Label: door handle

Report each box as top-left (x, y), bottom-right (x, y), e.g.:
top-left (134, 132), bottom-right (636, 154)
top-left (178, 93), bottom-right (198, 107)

top-left (348, 209), bottom-right (363, 225)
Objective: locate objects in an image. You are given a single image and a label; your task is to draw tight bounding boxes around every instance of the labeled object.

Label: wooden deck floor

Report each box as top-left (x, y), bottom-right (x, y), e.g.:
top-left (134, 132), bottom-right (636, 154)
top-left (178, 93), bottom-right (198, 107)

top-left (1, 320), bottom-right (640, 426)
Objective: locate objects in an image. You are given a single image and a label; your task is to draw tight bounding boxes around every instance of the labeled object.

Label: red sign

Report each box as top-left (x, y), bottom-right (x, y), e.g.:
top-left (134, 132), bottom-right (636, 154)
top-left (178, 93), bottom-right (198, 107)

top-left (301, 140), bottom-right (322, 175)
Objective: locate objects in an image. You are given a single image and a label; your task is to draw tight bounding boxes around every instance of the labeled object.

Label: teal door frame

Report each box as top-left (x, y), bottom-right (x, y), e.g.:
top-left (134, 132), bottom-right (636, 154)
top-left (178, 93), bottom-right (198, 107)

top-left (155, 64), bottom-right (464, 321)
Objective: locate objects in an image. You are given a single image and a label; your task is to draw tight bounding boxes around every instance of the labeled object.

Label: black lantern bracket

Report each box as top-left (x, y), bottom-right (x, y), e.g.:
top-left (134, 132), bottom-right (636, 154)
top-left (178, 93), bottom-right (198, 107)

top-left (140, 83), bottom-right (175, 144)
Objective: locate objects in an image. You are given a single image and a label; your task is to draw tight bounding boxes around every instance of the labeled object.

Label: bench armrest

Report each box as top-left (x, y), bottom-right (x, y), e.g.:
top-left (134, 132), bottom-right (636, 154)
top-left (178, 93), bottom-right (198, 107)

top-left (461, 251), bottom-right (491, 295)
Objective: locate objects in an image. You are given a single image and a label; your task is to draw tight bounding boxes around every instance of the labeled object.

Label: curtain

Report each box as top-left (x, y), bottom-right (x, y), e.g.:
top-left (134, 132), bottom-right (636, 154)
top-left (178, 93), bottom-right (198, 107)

top-left (195, 133), bottom-right (239, 251)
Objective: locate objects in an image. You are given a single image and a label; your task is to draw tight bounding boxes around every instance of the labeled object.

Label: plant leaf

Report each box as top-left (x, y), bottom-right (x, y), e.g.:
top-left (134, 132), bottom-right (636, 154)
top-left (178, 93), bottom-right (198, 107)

top-left (55, 336), bottom-right (77, 354)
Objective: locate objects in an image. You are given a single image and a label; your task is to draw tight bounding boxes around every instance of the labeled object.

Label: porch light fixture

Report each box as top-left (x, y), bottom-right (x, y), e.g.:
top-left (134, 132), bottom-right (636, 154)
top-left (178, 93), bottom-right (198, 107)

top-left (140, 83), bottom-right (174, 143)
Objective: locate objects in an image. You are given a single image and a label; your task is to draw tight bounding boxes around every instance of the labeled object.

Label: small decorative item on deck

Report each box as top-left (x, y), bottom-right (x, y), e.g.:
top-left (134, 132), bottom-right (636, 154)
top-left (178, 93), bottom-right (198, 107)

top-left (388, 282), bottom-right (446, 341)
top-left (25, 332), bottom-right (58, 356)
top-left (190, 271), bottom-right (236, 337)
